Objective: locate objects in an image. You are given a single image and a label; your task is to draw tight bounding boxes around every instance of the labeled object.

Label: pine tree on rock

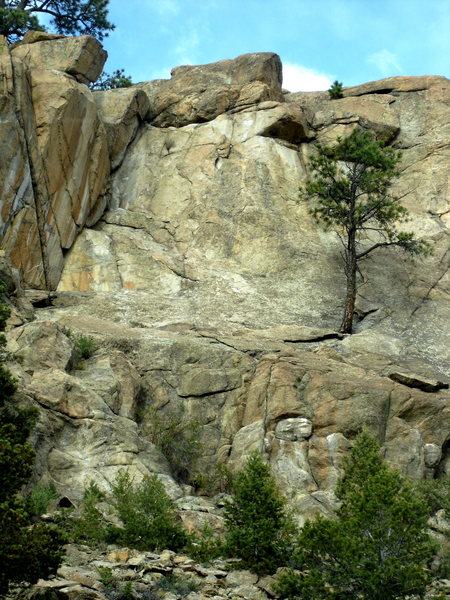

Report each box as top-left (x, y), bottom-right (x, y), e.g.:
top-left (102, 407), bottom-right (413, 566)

top-left (302, 128), bottom-right (430, 333)
top-left (275, 431), bottom-right (436, 600)
top-left (0, 0), bottom-right (114, 43)
top-left (224, 452), bottom-right (295, 575)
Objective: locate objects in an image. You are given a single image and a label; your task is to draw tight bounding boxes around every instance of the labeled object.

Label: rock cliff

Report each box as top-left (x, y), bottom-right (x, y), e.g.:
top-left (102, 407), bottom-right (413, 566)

top-left (0, 34), bottom-right (449, 518)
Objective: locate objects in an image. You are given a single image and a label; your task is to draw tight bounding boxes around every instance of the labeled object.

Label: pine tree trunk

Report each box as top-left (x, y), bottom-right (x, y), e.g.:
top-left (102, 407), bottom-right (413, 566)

top-left (339, 230), bottom-right (357, 334)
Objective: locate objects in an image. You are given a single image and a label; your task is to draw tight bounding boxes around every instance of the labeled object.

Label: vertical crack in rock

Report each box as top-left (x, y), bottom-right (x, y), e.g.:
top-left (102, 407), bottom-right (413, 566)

top-left (262, 358), bottom-right (278, 452)
top-left (381, 390), bottom-right (393, 445)
top-left (10, 56), bottom-right (52, 290)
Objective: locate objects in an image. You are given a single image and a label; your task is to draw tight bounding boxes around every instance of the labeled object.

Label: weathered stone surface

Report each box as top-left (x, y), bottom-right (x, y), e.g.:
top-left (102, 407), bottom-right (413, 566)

top-left (75, 349), bottom-right (142, 418)
top-left (11, 33), bottom-right (107, 84)
top-left (0, 40), bottom-right (448, 534)
top-left (15, 310), bottom-right (448, 509)
top-left (29, 67), bottom-right (109, 239)
top-left (139, 52), bottom-right (284, 127)
top-left (57, 69), bottom-right (449, 383)
top-left (274, 417), bottom-right (312, 441)
top-left (343, 74), bottom-right (449, 96)
top-left (1, 37), bottom-right (110, 289)
top-left (389, 371), bottom-right (449, 392)
top-left (7, 320), bottom-right (73, 372)
top-left (225, 570), bottom-right (258, 586)
top-left (93, 86), bottom-right (150, 168)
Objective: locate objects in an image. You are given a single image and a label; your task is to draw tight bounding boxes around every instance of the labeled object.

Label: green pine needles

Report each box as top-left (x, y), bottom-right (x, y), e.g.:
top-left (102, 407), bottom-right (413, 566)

top-left (302, 128), bottom-right (430, 333)
top-left (71, 472), bottom-right (187, 552)
top-left (0, 0), bottom-right (114, 43)
top-left (275, 431), bottom-right (437, 600)
top-left (328, 80), bottom-right (344, 99)
top-left (223, 453), bottom-right (295, 575)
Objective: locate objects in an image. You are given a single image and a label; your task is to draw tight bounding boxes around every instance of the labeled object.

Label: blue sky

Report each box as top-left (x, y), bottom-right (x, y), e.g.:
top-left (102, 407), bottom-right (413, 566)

top-left (103, 0), bottom-right (450, 91)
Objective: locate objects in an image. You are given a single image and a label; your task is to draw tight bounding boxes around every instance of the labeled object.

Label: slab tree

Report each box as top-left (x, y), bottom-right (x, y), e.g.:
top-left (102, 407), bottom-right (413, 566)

top-left (302, 128), bottom-right (429, 333)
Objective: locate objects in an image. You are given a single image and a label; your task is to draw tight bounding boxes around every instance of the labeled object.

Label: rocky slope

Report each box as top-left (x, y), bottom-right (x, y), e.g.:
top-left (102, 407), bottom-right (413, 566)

top-left (0, 32), bottom-right (449, 525)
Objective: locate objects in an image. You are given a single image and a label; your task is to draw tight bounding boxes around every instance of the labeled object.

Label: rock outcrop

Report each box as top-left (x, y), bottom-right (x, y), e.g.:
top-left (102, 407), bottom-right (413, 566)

top-left (0, 35), bottom-right (448, 522)
top-left (0, 33), bottom-right (109, 289)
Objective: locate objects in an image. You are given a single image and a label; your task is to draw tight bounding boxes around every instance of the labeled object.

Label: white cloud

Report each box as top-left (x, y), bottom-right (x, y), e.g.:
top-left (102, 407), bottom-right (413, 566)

top-left (367, 49), bottom-right (402, 76)
top-left (149, 67), bottom-right (172, 80)
top-left (172, 23), bottom-right (203, 65)
top-left (154, 0), bottom-right (180, 17)
top-left (282, 62), bottom-right (333, 92)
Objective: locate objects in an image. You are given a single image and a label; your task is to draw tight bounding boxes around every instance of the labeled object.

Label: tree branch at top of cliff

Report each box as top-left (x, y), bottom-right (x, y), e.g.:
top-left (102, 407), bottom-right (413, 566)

top-left (301, 128), bottom-right (431, 334)
top-left (0, 0), bottom-right (114, 43)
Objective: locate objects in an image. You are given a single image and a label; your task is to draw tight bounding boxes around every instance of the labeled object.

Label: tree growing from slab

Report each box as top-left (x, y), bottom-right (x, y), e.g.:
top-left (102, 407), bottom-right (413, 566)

top-left (302, 128), bottom-right (429, 333)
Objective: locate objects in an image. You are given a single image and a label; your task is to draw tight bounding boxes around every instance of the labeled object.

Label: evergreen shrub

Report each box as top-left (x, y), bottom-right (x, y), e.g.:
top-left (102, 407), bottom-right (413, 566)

top-left (223, 452), bottom-right (295, 575)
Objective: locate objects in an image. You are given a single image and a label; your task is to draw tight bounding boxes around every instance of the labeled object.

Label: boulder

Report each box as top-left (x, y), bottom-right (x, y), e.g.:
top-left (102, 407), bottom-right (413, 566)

top-left (343, 74), bottom-right (449, 96)
top-left (93, 86), bottom-right (150, 168)
top-left (1, 39), bottom-right (109, 289)
top-left (11, 33), bottom-right (107, 84)
top-left (139, 52), bottom-right (284, 127)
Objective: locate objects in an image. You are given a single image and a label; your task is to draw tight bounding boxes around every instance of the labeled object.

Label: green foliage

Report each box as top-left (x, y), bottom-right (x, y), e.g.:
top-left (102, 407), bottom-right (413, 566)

top-left (275, 431), bottom-right (437, 600)
top-left (66, 332), bottom-right (99, 369)
top-left (109, 471), bottom-right (187, 551)
top-left (0, 291), bottom-right (65, 595)
top-left (223, 452), bottom-right (295, 575)
top-left (192, 461), bottom-right (234, 495)
top-left (302, 128), bottom-right (430, 332)
top-left (0, 7), bottom-right (41, 41)
top-left (0, 0), bottom-right (114, 43)
top-left (120, 582), bottom-right (134, 600)
top-left (72, 334), bottom-right (99, 361)
top-left (0, 510), bottom-right (66, 596)
top-left (97, 565), bottom-right (115, 588)
top-left (72, 472), bottom-right (187, 552)
top-left (143, 405), bottom-right (202, 483)
top-left (415, 478), bottom-right (450, 515)
top-left (328, 80), bottom-right (343, 99)
top-left (304, 129), bottom-right (423, 247)
top-left (415, 478), bottom-right (450, 579)
top-left (90, 68), bottom-right (133, 90)
top-left (97, 567), bottom-right (135, 600)
top-left (25, 482), bottom-right (59, 519)
top-left (186, 524), bottom-right (224, 563)
top-left (153, 573), bottom-right (199, 596)
top-left (63, 328), bottom-right (99, 364)
top-left (70, 481), bottom-right (109, 543)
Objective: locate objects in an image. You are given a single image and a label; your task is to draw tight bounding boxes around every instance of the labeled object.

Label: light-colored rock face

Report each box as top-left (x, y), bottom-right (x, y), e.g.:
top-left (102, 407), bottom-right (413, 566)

top-left (93, 86), bottom-right (150, 169)
top-left (11, 33), bottom-right (107, 84)
top-left (140, 52), bottom-right (284, 128)
top-left (58, 72), bottom-right (449, 378)
top-left (0, 34), bottom-right (110, 289)
top-left (1, 39), bottom-right (449, 513)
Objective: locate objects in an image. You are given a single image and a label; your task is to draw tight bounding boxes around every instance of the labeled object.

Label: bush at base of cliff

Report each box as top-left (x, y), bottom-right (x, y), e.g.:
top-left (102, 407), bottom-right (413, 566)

top-left (275, 431), bottom-right (437, 600)
top-left (69, 481), bottom-right (110, 543)
top-left (142, 405), bottom-right (202, 484)
top-left (223, 452), bottom-right (295, 575)
top-left (109, 471), bottom-right (188, 551)
top-left (71, 472), bottom-right (188, 552)
top-left (415, 478), bottom-right (450, 579)
top-left (185, 524), bottom-right (224, 563)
